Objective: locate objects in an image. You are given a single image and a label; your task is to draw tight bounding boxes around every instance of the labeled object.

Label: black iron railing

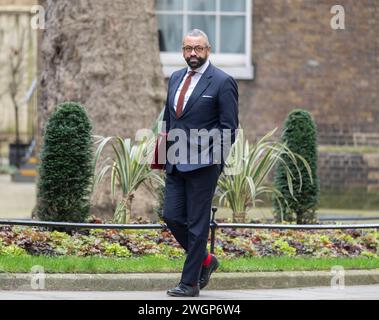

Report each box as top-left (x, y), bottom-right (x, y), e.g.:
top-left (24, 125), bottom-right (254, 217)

top-left (0, 207), bottom-right (378, 254)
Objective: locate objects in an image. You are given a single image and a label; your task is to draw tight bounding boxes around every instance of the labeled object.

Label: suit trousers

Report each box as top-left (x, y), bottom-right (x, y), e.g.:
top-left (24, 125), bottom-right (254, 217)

top-left (163, 164), bottom-right (221, 285)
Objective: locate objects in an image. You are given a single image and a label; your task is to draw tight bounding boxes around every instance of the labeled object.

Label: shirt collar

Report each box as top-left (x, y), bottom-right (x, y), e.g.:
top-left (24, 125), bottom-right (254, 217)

top-left (187, 59), bottom-right (210, 75)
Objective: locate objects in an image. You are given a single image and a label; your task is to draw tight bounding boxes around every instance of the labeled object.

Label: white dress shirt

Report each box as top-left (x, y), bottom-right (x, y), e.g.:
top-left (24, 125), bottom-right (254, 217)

top-left (174, 59), bottom-right (210, 112)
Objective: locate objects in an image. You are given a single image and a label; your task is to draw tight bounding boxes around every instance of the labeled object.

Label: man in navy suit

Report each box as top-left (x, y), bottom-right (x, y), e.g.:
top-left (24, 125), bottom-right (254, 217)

top-left (162, 29), bottom-right (239, 297)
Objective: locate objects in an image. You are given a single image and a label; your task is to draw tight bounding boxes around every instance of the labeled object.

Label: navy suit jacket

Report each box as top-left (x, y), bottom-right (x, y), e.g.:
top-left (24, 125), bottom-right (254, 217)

top-left (163, 62), bottom-right (239, 174)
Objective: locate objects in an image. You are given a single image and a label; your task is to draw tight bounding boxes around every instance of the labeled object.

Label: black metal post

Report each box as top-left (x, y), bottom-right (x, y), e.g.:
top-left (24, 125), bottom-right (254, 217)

top-left (210, 206), bottom-right (218, 254)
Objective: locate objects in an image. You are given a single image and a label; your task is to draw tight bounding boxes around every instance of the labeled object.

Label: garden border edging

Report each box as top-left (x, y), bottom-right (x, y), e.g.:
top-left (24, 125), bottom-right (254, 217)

top-left (0, 270), bottom-right (378, 291)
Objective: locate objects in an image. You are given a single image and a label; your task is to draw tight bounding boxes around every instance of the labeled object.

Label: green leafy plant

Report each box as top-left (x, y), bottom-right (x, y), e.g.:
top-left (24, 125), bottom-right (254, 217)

top-left (161, 245), bottom-right (185, 259)
top-left (94, 136), bottom-right (164, 223)
top-left (273, 109), bottom-right (320, 224)
top-left (1, 226), bottom-right (378, 259)
top-left (217, 128), bottom-right (312, 222)
top-left (93, 107), bottom-right (166, 223)
top-left (360, 251), bottom-right (377, 259)
top-left (0, 244), bottom-right (27, 256)
top-left (273, 239), bottom-right (297, 257)
top-left (37, 102), bottom-right (94, 222)
top-left (104, 242), bottom-right (131, 257)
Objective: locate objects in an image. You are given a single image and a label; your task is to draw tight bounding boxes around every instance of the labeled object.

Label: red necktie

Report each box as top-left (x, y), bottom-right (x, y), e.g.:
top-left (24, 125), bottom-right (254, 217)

top-left (176, 71), bottom-right (196, 117)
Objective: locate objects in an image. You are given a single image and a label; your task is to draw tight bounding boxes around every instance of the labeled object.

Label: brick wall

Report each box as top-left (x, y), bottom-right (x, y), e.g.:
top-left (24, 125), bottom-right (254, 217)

top-left (239, 0), bottom-right (378, 145)
top-left (318, 152), bottom-right (369, 190)
top-left (318, 152), bottom-right (379, 192)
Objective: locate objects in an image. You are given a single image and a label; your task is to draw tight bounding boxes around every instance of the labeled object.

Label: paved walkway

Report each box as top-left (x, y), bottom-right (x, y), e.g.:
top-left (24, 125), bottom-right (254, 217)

top-left (0, 175), bottom-right (35, 219)
top-left (0, 285), bottom-right (378, 300)
top-left (1, 173), bottom-right (378, 221)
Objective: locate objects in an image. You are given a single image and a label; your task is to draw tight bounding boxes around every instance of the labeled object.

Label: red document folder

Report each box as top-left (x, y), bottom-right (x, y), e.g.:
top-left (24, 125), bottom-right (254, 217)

top-left (151, 132), bottom-right (167, 170)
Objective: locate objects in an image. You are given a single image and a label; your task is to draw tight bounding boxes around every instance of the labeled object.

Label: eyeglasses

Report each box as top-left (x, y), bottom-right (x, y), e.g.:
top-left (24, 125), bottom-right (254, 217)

top-left (182, 45), bottom-right (209, 54)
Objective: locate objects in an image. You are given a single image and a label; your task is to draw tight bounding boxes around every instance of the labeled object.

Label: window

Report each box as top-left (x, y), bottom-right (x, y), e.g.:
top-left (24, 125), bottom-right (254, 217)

top-left (156, 0), bottom-right (254, 79)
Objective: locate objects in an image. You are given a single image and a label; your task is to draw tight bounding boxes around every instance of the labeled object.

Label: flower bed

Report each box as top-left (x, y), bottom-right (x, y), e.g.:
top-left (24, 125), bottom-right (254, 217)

top-left (0, 224), bottom-right (377, 259)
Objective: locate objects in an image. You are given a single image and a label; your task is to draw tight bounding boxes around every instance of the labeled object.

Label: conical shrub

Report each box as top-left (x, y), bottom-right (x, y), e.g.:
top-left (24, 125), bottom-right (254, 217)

top-left (273, 109), bottom-right (320, 224)
top-left (37, 102), bottom-right (94, 222)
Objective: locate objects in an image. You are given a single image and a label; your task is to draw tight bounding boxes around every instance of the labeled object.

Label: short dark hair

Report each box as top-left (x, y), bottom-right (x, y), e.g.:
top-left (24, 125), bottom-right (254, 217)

top-left (183, 29), bottom-right (210, 47)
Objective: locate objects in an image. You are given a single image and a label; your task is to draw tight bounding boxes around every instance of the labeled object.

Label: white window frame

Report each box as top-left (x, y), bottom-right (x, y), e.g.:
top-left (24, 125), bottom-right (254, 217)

top-left (156, 0), bottom-right (254, 80)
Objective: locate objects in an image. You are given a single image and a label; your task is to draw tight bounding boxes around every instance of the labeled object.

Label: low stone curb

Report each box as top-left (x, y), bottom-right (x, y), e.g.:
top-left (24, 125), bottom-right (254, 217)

top-left (0, 270), bottom-right (378, 291)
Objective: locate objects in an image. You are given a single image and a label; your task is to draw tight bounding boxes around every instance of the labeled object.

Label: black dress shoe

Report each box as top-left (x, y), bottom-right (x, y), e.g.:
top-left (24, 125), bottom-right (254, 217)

top-left (199, 255), bottom-right (219, 289)
top-left (167, 282), bottom-right (200, 297)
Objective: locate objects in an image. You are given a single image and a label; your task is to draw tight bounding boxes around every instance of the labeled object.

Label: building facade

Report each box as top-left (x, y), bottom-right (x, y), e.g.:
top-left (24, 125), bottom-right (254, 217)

top-left (156, 0), bottom-right (379, 207)
top-left (1, 0), bottom-right (378, 210)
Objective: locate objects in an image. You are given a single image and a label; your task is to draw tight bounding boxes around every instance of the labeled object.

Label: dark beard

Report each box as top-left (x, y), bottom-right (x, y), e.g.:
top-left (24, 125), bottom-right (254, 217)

top-left (185, 56), bottom-right (207, 69)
